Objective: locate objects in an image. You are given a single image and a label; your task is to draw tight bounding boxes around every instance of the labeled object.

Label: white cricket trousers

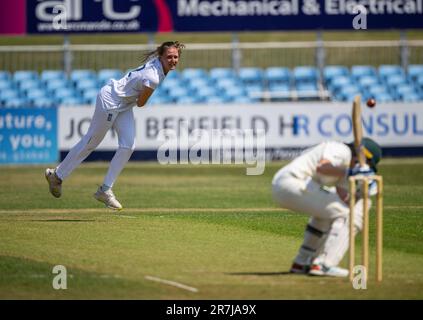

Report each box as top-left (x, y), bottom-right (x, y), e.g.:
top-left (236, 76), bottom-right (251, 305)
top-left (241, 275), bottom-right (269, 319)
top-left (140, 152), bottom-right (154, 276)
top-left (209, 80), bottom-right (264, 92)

top-left (55, 93), bottom-right (136, 188)
top-left (272, 171), bottom-right (369, 267)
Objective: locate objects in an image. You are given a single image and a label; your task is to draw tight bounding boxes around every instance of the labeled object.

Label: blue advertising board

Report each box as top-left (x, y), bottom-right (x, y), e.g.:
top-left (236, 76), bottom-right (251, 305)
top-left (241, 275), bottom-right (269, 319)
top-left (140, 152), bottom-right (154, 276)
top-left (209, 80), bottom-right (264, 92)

top-left (0, 108), bottom-right (58, 164)
top-left (25, 0), bottom-right (423, 34)
top-left (27, 0), bottom-right (144, 33)
top-left (167, 0), bottom-right (423, 31)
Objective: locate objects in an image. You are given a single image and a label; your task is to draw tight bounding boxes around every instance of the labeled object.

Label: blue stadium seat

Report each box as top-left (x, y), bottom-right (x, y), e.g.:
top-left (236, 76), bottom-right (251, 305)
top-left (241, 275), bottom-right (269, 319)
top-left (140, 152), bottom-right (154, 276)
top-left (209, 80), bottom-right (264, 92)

top-left (358, 76), bottom-right (380, 90)
top-left (378, 65), bottom-right (403, 81)
top-left (196, 87), bottom-right (218, 100)
top-left (168, 87), bottom-right (190, 100)
top-left (401, 93), bottom-right (421, 102)
top-left (161, 78), bottom-right (180, 90)
top-left (84, 96), bottom-right (98, 106)
top-left (0, 71), bottom-right (12, 81)
top-left (246, 88), bottom-right (264, 101)
top-left (368, 85), bottom-right (391, 100)
top-left (369, 84), bottom-right (389, 94)
top-left (0, 89), bottom-right (19, 104)
top-left (154, 86), bottom-right (169, 97)
top-left (239, 68), bottom-right (264, 86)
top-left (269, 83), bottom-right (290, 92)
top-left (245, 84), bottom-right (264, 100)
top-left (189, 78), bottom-right (211, 92)
top-left (98, 69), bottom-right (123, 85)
top-left (395, 84), bottom-right (418, 100)
top-left (245, 82), bottom-right (264, 91)
top-left (371, 92), bottom-right (395, 102)
top-left (33, 97), bottom-right (56, 108)
top-left (416, 75), bottom-right (423, 90)
top-left (61, 96), bottom-right (85, 106)
top-left (296, 82), bottom-right (318, 91)
top-left (20, 79), bottom-right (43, 95)
top-left (224, 86), bottom-right (246, 99)
top-left (265, 67), bottom-right (290, 85)
top-left (175, 96), bottom-right (204, 105)
top-left (293, 66), bottom-right (318, 84)
top-left (324, 65), bottom-right (349, 85)
top-left (209, 68), bottom-right (236, 81)
top-left (204, 95), bottom-right (231, 104)
top-left (181, 68), bottom-right (208, 81)
top-left (386, 74), bottom-right (408, 89)
top-left (329, 76), bottom-right (354, 94)
top-left (54, 88), bottom-right (79, 102)
top-left (41, 70), bottom-right (65, 83)
top-left (232, 96), bottom-right (254, 104)
top-left (148, 95), bottom-right (174, 105)
top-left (76, 79), bottom-right (98, 92)
top-left (351, 65), bottom-right (377, 80)
top-left (267, 83), bottom-right (291, 101)
top-left (166, 70), bottom-right (180, 80)
top-left (296, 83), bottom-right (320, 101)
top-left (46, 79), bottom-right (71, 93)
top-left (70, 69), bottom-right (97, 84)
top-left (13, 70), bottom-right (38, 83)
top-left (408, 64), bottom-right (423, 81)
top-left (0, 79), bottom-right (13, 91)
top-left (82, 89), bottom-right (98, 104)
top-left (3, 97), bottom-right (27, 108)
top-left (27, 89), bottom-right (48, 104)
top-left (336, 86), bottom-right (362, 101)
top-left (215, 78), bottom-right (238, 90)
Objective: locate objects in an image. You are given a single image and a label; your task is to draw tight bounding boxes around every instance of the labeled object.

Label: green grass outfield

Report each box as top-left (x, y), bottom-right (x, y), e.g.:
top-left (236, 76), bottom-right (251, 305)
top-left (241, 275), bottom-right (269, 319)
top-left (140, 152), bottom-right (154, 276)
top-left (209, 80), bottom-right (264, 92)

top-left (0, 159), bottom-right (422, 299)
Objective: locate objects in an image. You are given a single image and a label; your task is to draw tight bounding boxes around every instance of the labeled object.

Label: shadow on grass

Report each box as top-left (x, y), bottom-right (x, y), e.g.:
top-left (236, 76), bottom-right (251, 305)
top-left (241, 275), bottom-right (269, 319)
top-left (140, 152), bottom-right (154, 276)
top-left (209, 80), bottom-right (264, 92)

top-left (0, 255), bottom-right (146, 299)
top-left (226, 271), bottom-right (292, 276)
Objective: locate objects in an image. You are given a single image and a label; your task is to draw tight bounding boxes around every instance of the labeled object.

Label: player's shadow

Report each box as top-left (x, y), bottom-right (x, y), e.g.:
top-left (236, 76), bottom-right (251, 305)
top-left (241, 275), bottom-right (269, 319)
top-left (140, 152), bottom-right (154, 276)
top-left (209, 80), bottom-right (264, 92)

top-left (226, 271), bottom-right (292, 276)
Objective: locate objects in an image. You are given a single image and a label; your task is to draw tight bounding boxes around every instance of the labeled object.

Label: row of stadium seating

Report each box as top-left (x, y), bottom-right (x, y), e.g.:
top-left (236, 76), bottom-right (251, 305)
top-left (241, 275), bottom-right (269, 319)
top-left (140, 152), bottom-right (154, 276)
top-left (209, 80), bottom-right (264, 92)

top-left (0, 69), bottom-right (120, 108)
top-left (324, 65), bottom-right (423, 103)
top-left (0, 65), bottom-right (423, 108)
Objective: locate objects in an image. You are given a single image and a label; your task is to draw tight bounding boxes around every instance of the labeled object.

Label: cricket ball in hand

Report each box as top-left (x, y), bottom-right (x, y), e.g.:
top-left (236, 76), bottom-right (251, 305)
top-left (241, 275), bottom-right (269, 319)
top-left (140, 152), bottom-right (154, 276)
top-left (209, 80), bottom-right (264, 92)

top-left (367, 98), bottom-right (376, 108)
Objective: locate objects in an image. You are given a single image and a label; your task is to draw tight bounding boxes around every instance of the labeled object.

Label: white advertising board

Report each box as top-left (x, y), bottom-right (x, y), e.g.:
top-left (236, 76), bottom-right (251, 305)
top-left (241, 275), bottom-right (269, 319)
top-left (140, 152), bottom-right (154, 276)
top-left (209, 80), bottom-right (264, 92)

top-left (59, 103), bottom-right (423, 150)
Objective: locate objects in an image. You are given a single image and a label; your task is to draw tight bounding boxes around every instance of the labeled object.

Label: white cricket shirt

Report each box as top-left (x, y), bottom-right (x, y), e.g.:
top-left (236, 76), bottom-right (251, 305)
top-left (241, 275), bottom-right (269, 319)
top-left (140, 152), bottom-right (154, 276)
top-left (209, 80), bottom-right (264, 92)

top-left (100, 57), bottom-right (165, 112)
top-left (278, 141), bottom-right (352, 187)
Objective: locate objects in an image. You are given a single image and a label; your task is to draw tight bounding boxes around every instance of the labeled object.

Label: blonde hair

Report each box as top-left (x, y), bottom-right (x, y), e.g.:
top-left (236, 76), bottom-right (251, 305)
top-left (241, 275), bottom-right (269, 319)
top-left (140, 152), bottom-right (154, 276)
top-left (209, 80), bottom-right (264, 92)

top-left (141, 41), bottom-right (185, 64)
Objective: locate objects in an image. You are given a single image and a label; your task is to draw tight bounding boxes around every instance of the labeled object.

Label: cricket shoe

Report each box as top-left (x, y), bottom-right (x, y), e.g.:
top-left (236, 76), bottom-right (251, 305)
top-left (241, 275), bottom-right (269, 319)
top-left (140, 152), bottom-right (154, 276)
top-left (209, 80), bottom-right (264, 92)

top-left (289, 263), bottom-right (310, 274)
top-left (45, 168), bottom-right (62, 198)
top-left (94, 187), bottom-right (123, 210)
top-left (308, 263), bottom-right (349, 278)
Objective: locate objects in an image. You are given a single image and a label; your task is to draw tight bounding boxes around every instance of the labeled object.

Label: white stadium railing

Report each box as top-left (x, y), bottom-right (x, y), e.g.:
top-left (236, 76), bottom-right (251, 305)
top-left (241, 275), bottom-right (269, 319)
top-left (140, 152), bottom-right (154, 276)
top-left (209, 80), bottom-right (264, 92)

top-left (0, 40), bottom-right (422, 73)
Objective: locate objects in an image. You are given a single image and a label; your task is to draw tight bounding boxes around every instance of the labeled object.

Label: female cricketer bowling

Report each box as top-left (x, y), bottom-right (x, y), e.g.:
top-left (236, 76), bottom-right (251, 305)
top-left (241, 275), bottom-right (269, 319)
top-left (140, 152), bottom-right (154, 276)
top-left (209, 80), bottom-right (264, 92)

top-left (272, 138), bottom-right (381, 277)
top-left (45, 41), bottom-right (185, 210)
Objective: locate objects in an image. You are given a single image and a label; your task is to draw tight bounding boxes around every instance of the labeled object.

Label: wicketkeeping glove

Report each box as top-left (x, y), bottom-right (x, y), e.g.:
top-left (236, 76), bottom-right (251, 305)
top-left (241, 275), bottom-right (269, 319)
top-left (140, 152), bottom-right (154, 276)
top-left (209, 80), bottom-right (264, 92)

top-left (349, 164), bottom-right (378, 198)
top-left (368, 179), bottom-right (378, 196)
top-left (355, 178), bottom-right (378, 198)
